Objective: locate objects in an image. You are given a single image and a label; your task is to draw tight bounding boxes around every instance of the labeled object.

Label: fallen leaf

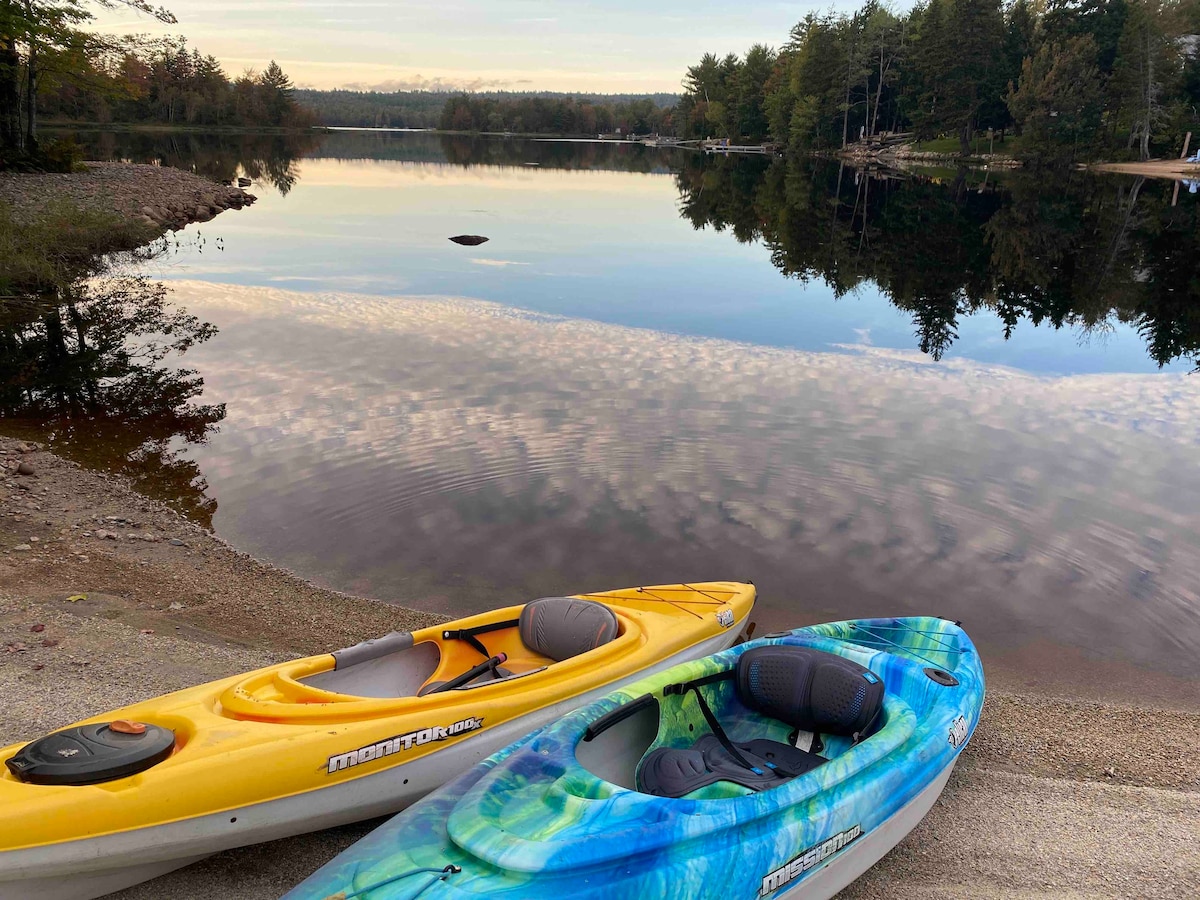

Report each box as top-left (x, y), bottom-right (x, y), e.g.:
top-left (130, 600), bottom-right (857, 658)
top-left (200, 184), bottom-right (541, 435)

top-left (139, 629), bottom-right (154, 635)
top-left (40, 639), bottom-right (58, 648)
top-left (5, 642), bottom-right (27, 652)
top-left (66, 594), bottom-right (87, 603)
top-left (30, 624), bottom-right (45, 633)
top-left (31, 664), bottom-right (44, 671)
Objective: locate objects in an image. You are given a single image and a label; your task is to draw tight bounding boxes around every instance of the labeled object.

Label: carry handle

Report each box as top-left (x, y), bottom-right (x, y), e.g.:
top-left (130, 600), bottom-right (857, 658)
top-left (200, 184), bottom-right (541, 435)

top-left (583, 693), bottom-right (657, 742)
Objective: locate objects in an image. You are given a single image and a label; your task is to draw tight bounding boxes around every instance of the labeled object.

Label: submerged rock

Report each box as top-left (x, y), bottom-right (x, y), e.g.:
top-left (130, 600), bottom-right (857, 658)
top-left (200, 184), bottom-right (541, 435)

top-left (449, 235), bottom-right (489, 246)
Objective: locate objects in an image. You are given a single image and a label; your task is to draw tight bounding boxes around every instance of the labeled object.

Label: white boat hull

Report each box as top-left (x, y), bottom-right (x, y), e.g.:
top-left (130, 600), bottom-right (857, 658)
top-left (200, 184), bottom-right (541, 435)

top-left (0, 626), bottom-right (745, 900)
top-left (778, 759), bottom-right (958, 899)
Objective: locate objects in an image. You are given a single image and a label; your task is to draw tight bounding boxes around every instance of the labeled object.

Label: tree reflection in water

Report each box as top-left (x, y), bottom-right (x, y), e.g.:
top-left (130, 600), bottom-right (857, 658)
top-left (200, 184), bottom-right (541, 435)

top-left (78, 130), bottom-right (323, 196)
top-left (0, 275), bottom-right (225, 524)
top-left (676, 156), bottom-right (1200, 368)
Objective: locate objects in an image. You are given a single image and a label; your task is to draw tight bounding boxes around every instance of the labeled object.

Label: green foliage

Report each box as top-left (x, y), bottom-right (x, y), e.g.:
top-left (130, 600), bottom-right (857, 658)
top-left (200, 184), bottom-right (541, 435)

top-left (1007, 36), bottom-right (1106, 158)
top-left (437, 93), bottom-right (673, 135)
top-left (33, 37), bottom-right (314, 130)
top-left (680, 0), bottom-right (1200, 160)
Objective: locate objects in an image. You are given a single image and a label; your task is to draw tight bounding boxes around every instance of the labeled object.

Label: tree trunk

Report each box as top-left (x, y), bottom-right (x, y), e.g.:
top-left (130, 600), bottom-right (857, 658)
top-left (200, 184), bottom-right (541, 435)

top-left (0, 27), bottom-right (21, 155)
top-left (23, 33), bottom-right (34, 152)
top-left (842, 48), bottom-right (853, 149)
top-left (870, 46), bottom-right (886, 138)
top-left (1140, 29), bottom-right (1152, 161)
top-left (960, 123), bottom-right (972, 157)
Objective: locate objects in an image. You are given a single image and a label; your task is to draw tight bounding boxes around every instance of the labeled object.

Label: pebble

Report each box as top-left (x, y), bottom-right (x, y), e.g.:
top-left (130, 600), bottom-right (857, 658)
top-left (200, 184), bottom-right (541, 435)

top-left (170, 539), bottom-right (187, 547)
top-left (12, 544), bottom-right (31, 551)
top-left (16, 462), bottom-right (34, 476)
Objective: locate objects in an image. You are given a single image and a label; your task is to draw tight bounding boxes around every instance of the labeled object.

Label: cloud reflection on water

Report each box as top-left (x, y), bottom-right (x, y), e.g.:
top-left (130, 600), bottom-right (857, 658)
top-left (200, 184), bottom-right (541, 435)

top-left (172, 281), bottom-right (1200, 678)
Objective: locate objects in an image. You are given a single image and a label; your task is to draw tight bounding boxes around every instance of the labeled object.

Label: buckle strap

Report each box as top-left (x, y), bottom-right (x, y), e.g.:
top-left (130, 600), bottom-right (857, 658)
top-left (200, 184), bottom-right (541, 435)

top-left (665, 670), bottom-right (766, 778)
top-left (442, 618), bottom-right (520, 658)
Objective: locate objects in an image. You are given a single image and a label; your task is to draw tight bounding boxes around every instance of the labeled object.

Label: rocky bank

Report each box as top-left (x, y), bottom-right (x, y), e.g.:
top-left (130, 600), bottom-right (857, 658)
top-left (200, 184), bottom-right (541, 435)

top-left (0, 161), bottom-right (256, 233)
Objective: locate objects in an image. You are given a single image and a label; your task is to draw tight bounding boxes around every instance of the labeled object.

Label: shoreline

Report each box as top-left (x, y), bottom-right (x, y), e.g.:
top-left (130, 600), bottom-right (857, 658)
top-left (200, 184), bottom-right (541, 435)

top-left (0, 435), bottom-right (1194, 897)
top-left (1088, 158), bottom-right (1200, 180)
top-left (0, 161), bottom-right (257, 234)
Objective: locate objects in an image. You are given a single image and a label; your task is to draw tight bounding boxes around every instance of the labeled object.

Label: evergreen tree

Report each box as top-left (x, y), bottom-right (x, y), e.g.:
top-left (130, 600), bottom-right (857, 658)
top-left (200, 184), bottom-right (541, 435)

top-left (1007, 36), bottom-right (1106, 157)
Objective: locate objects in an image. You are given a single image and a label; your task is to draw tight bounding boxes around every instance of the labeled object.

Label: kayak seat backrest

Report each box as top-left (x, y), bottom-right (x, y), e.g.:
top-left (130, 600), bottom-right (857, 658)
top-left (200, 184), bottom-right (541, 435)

top-left (736, 645), bottom-right (884, 739)
top-left (518, 597), bottom-right (619, 662)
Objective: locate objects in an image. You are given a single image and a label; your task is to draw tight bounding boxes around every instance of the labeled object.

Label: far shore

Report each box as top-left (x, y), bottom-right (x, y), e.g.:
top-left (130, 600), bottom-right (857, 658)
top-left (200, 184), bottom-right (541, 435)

top-left (0, 435), bottom-right (1194, 898)
top-left (1088, 158), bottom-right (1200, 180)
top-left (34, 125), bottom-right (1200, 182)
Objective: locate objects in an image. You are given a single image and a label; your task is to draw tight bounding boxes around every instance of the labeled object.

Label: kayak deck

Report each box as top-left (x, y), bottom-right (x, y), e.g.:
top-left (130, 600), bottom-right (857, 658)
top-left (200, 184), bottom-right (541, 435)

top-left (0, 583), bottom-right (755, 858)
top-left (283, 616), bottom-right (983, 900)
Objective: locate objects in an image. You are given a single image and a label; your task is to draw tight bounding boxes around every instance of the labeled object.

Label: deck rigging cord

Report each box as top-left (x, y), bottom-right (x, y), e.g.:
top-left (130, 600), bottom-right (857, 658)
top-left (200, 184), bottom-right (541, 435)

top-left (329, 863), bottom-right (461, 900)
top-left (847, 620), bottom-right (964, 671)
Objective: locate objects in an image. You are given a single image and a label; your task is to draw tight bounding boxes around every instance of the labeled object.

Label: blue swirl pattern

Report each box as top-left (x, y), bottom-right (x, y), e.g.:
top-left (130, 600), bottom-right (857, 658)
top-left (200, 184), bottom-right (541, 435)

top-left (285, 617), bottom-right (984, 899)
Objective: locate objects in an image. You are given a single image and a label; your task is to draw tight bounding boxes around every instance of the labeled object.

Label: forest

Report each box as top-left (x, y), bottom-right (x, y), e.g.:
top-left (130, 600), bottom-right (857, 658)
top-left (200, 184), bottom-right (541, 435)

top-left (5, 0), bottom-right (1200, 166)
top-left (674, 0), bottom-right (1200, 159)
top-left (1, 1), bottom-right (311, 168)
top-left (437, 93), bottom-right (676, 135)
top-left (299, 90), bottom-right (680, 131)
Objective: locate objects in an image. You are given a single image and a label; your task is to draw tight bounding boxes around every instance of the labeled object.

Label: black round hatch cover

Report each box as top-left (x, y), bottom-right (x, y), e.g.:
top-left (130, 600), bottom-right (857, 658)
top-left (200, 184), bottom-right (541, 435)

top-left (5, 722), bottom-right (175, 786)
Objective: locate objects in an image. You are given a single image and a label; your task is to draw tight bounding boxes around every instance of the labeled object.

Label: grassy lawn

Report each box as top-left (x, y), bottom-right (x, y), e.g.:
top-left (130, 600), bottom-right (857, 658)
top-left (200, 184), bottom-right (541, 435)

top-left (912, 133), bottom-right (1025, 156)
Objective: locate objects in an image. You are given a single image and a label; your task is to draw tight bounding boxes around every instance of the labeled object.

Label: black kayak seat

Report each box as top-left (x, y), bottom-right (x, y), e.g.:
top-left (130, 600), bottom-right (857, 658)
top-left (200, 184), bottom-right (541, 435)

top-left (518, 596), bottom-right (619, 662)
top-left (637, 645), bottom-right (885, 798)
top-left (428, 597), bottom-right (619, 695)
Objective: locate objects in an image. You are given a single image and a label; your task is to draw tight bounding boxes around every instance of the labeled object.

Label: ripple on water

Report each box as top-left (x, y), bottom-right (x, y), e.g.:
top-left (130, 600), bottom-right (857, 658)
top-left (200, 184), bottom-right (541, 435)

top-left (169, 282), bottom-right (1200, 681)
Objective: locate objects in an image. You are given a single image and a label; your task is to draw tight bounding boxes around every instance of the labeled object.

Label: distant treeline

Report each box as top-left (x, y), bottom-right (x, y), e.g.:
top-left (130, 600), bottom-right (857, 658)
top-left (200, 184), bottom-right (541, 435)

top-left (298, 89), bottom-right (678, 131)
top-left (675, 0), bottom-right (1200, 159)
top-left (438, 94), bottom-right (676, 135)
top-left (39, 38), bottom-right (313, 129)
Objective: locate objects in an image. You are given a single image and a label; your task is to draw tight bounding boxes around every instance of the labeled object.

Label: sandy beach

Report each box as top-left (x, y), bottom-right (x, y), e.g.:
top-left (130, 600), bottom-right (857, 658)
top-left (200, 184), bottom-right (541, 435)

top-left (1088, 158), bottom-right (1200, 180)
top-left (0, 436), bottom-right (1196, 898)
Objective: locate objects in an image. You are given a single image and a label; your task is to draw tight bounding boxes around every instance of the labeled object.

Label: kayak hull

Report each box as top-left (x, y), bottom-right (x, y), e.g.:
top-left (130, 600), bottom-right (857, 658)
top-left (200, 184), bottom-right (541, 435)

top-left (776, 758), bottom-right (957, 899)
top-left (285, 616), bottom-right (984, 900)
top-left (0, 584), bottom-right (754, 900)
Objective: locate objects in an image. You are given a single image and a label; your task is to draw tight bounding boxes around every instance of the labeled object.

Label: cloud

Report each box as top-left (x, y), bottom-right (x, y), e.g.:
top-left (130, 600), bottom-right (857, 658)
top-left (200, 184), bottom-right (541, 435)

top-left (168, 281), bottom-right (1200, 678)
top-left (468, 258), bottom-right (530, 268)
top-left (341, 75), bottom-right (518, 93)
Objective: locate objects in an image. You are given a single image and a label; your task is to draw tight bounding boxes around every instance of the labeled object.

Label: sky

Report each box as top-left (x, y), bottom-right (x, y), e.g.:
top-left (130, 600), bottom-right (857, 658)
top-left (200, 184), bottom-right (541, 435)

top-left (91, 0), bottom-right (808, 94)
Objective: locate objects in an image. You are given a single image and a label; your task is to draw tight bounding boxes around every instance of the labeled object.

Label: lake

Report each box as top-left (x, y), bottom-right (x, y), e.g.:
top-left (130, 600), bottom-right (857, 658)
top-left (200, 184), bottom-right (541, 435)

top-left (11, 129), bottom-right (1200, 692)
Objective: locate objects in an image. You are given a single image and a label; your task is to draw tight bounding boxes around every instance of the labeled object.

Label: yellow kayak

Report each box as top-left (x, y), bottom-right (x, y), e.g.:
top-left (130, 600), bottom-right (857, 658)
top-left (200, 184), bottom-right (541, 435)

top-left (0, 583), bottom-right (754, 900)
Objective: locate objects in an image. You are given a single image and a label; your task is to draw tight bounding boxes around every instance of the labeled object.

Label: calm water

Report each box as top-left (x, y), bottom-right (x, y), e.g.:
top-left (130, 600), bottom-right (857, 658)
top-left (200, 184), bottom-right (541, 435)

top-left (10, 129), bottom-right (1200, 684)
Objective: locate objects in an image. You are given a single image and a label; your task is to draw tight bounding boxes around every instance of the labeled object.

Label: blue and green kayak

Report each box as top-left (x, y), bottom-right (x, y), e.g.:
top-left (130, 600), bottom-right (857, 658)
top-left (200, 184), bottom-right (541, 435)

top-left (285, 616), bottom-right (984, 900)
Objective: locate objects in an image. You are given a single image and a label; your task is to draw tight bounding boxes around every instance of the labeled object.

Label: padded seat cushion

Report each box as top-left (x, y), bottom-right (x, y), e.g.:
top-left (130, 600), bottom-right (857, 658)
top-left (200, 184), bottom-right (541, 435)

top-left (636, 735), bottom-right (826, 797)
top-left (518, 597), bottom-right (619, 662)
top-left (736, 645), bottom-right (884, 738)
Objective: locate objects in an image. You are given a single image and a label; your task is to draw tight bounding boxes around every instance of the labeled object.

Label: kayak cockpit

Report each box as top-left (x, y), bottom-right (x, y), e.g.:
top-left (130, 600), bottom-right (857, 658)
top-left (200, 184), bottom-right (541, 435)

top-left (576, 644), bottom-right (886, 800)
top-left (217, 596), bottom-right (630, 722)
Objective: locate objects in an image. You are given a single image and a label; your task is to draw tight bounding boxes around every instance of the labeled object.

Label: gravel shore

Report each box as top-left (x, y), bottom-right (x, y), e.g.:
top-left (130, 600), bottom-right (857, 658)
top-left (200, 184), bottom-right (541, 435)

top-left (0, 162), bottom-right (256, 232)
top-left (0, 436), bottom-right (1195, 898)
